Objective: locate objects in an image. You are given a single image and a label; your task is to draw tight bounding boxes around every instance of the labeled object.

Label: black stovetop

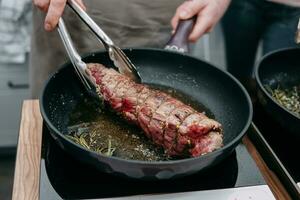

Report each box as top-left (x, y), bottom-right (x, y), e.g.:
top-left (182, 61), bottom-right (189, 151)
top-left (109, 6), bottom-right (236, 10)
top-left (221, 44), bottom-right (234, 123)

top-left (253, 105), bottom-right (300, 186)
top-left (39, 125), bottom-right (265, 200)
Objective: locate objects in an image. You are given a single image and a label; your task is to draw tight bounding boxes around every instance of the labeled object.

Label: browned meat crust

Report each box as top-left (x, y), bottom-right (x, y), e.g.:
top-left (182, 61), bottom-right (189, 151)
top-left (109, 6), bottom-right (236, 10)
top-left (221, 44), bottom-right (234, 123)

top-left (87, 63), bottom-right (223, 157)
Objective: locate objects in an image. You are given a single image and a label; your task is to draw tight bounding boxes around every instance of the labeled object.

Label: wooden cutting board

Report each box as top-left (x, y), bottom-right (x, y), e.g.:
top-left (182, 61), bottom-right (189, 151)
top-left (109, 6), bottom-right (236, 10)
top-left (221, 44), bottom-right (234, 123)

top-left (11, 100), bottom-right (291, 200)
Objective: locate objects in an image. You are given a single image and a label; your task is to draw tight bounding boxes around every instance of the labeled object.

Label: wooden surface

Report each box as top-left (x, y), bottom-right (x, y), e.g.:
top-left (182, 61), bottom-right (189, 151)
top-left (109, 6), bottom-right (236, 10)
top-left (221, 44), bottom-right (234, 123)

top-left (12, 100), bottom-right (43, 200)
top-left (11, 100), bottom-right (290, 199)
top-left (243, 136), bottom-right (291, 200)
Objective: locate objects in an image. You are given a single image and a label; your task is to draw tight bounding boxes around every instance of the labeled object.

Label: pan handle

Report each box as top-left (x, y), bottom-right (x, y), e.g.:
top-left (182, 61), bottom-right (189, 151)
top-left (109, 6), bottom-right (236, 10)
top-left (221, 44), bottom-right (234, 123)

top-left (165, 17), bottom-right (196, 54)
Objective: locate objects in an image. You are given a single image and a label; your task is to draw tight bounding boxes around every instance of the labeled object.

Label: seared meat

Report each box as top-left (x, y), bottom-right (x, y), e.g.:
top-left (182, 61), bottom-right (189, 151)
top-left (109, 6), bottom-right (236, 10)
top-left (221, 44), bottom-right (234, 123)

top-left (87, 63), bottom-right (223, 157)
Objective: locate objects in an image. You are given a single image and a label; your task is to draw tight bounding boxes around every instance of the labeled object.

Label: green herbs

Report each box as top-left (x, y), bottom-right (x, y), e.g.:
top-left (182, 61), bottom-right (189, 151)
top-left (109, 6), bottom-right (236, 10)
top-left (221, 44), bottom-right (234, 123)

top-left (66, 121), bottom-right (167, 161)
top-left (97, 137), bottom-right (116, 157)
top-left (266, 85), bottom-right (300, 117)
top-left (66, 94), bottom-right (177, 161)
top-left (66, 131), bottom-right (116, 157)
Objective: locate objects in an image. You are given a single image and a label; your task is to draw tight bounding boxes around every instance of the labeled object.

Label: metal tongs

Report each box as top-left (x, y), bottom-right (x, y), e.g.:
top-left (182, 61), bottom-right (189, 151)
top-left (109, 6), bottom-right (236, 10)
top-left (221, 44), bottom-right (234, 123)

top-left (57, 0), bottom-right (141, 92)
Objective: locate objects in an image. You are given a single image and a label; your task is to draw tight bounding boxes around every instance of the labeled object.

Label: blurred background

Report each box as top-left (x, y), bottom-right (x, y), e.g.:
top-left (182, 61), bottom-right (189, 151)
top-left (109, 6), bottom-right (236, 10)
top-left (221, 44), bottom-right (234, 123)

top-left (0, 1), bottom-right (249, 199)
top-left (0, 0), bottom-right (31, 199)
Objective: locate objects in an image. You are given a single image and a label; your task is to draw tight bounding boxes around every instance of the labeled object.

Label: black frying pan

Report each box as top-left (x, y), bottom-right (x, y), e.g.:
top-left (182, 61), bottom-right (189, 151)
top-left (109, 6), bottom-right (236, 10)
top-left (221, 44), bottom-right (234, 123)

top-left (255, 47), bottom-right (300, 135)
top-left (40, 20), bottom-right (252, 180)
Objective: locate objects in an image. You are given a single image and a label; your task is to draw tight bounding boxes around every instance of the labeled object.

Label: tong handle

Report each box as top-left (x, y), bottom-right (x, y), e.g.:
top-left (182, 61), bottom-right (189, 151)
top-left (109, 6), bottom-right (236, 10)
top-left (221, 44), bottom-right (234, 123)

top-left (165, 17), bottom-right (196, 53)
top-left (67, 0), bottom-right (114, 48)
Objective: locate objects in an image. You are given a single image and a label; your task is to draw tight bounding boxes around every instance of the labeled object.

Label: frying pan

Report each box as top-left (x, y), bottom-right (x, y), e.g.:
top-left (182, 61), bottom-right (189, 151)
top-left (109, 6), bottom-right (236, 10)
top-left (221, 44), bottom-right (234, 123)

top-left (40, 19), bottom-right (252, 180)
top-left (255, 47), bottom-right (300, 135)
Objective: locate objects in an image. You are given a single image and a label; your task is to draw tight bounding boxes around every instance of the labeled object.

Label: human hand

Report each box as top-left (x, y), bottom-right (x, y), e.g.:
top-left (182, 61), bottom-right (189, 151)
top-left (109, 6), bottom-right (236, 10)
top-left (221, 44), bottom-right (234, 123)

top-left (33, 0), bottom-right (86, 31)
top-left (171, 0), bottom-right (231, 42)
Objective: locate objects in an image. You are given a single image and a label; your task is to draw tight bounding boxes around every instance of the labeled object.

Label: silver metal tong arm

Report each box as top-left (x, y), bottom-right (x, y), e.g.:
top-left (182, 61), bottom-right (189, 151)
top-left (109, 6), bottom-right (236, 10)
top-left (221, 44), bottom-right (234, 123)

top-left (67, 0), bottom-right (142, 83)
top-left (67, 0), bottom-right (113, 48)
top-left (57, 18), bottom-right (93, 90)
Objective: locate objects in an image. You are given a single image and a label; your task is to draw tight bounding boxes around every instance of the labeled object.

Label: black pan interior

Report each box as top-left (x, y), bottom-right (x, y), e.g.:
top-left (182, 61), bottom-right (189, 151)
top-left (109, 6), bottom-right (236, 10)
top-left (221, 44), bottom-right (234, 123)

top-left (256, 48), bottom-right (300, 88)
top-left (42, 49), bottom-right (252, 158)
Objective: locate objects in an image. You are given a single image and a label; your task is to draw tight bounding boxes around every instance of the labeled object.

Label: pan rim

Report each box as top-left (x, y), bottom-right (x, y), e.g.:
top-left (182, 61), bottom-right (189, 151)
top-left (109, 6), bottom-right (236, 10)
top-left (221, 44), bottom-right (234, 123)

top-left (40, 48), bottom-right (253, 165)
top-left (255, 47), bottom-right (300, 121)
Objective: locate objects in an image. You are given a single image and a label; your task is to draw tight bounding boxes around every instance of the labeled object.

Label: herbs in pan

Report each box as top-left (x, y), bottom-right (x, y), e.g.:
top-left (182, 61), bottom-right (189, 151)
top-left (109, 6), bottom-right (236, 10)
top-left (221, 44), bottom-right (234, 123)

top-left (266, 85), bottom-right (300, 117)
top-left (66, 131), bottom-right (116, 156)
top-left (66, 99), bottom-right (170, 161)
top-left (66, 121), bottom-right (169, 161)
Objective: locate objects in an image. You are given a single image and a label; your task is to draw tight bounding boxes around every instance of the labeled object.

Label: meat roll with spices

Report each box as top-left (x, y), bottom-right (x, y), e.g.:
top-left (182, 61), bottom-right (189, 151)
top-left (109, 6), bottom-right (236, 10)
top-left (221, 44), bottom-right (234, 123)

top-left (87, 63), bottom-right (223, 157)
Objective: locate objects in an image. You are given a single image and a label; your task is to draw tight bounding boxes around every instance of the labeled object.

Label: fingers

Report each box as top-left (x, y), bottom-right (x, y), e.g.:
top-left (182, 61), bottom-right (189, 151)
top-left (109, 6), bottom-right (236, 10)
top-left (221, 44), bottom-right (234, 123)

top-left (170, 12), bottom-right (180, 31)
top-left (207, 26), bottom-right (214, 33)
top-left (188, 14), bottom-right (213, 42)
top-left (38, 0), bottom-right (86, 31)
top-left (171, 0), bottom-right (231, 42)
top-left (33, 0), bottom-right (50, 12)
top-left (177, 0), bottom-right (206, 19)
top-left (189, 0), bottom-right (230, 41)
top-left (44, 0), bottom-right (67, 31)
top-left (171, 0), bottom-right (206, 31)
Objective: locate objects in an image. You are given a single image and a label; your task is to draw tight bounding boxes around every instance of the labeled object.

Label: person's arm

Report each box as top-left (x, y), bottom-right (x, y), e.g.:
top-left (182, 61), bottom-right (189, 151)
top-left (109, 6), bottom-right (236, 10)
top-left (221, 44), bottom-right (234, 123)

top-left (33, 0), bottom-right (86, 31)
top-left (171, 0), bottom-right (231, 42)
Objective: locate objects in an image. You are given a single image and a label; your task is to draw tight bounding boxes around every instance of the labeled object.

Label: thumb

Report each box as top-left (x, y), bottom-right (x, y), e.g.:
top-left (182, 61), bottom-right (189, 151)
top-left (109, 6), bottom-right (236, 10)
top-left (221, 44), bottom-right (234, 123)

top-left (171, 0), bottom-right (206, 31)
top-left (177, 0), bottom-right (206, 19)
